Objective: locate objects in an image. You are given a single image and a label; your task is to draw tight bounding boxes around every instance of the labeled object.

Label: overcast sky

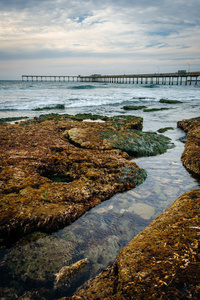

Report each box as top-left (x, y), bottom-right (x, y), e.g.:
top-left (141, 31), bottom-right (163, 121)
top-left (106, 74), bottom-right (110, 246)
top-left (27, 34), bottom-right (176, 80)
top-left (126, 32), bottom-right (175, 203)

top-left (0, 0), bottom-right (200, 79)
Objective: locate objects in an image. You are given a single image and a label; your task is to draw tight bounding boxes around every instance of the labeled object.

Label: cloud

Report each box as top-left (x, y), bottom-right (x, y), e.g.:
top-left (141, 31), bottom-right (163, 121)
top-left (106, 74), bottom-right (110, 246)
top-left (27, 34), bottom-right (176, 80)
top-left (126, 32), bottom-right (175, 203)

top-left (0, 0), bottom-right (200, 78)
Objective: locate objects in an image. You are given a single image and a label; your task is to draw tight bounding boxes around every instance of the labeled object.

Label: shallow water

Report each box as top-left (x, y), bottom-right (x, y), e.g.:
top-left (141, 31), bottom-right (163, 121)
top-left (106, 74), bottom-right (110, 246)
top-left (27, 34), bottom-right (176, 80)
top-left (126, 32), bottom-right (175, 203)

top-left (0, 82), bottom-right (200, 299)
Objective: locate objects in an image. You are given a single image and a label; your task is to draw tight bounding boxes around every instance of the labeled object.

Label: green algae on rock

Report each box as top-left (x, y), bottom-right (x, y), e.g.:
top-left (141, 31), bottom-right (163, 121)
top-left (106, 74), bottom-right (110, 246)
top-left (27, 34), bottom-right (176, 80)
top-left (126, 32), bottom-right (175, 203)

top-left (68, 188), bottom-right (200, 300)
top-left (100, 130), bottom-right (174, 157)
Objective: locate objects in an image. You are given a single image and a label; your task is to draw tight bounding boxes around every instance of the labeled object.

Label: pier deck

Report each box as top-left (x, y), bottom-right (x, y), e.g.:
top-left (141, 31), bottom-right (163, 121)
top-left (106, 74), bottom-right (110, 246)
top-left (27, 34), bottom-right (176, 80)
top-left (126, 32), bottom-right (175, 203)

top-left (22, 72), bottom-right (200, 85)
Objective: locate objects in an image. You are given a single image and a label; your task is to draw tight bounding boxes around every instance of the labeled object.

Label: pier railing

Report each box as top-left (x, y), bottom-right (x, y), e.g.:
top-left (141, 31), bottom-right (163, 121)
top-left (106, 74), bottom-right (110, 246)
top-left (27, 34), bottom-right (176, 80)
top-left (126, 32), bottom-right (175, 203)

top-left (22, 72), bottom-right (200, 85)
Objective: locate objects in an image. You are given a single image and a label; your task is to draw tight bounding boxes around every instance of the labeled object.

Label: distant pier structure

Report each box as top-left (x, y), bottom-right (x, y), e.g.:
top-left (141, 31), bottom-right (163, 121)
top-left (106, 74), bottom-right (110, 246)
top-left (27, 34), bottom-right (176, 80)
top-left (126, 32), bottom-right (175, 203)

top-left (22, 72), bottom-right (200, 85)
top-left (22, 75), bottom-right (78, 82)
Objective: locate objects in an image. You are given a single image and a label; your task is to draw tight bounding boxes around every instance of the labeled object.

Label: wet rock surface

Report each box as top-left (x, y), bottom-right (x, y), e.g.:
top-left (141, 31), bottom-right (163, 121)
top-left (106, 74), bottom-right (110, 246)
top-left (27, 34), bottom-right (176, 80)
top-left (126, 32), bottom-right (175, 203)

top-left (177, 117), bottom-right (200, 177)
top-left (1, 113), bottom-right (171, 246)
top-left (68, 188), bottom-right (200, 300)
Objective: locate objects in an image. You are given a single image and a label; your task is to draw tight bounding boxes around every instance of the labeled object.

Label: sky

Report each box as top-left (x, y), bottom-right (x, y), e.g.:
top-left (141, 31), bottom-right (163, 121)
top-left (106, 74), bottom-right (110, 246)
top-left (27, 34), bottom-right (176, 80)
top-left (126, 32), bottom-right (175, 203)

top-left (0, 0), bottom-right (200, 79)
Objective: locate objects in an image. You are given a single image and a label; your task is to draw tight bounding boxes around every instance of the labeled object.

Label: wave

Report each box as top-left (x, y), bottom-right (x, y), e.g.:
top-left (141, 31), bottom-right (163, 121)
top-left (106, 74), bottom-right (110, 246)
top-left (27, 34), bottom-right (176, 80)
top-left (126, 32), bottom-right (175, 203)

top-left (33, 104), bottom-right (65, 111)
top-left (132, 97), bottom-right (156, 100)
top-left (0, 108), bottom-right (19, 111)
top-left (69, 85), bottom-right (97, 90)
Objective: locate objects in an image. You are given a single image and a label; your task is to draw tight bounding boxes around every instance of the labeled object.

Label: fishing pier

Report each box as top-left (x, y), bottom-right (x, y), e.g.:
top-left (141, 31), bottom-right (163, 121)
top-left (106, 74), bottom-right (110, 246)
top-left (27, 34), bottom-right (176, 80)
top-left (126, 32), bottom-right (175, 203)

top-left (22, 71), bottom-right (200, 85)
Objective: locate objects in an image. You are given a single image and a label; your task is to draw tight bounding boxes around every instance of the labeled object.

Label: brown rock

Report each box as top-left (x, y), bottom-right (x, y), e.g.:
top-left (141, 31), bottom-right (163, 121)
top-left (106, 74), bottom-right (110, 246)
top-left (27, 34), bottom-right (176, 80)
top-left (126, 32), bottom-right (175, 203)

top-left (0, 116), bottom-right (145, 246)
top-left (177, 117), bottom-right (200, 177)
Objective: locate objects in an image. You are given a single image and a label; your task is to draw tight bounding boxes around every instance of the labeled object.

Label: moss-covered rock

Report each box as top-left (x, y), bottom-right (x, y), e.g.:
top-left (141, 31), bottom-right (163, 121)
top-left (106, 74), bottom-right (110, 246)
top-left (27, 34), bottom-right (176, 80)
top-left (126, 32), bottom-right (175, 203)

top-left (68, 188), bottom-right (200, 300)
top-left (100, 130), bottom-right (174, 157)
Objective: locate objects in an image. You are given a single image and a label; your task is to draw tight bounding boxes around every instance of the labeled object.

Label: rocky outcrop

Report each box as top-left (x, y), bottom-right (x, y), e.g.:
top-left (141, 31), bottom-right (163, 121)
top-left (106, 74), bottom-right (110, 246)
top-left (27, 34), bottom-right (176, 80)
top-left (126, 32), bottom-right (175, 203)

top-left (177, 117), bottom-right (200, 177)
top-left (0, 114), bottom-right (173, 247)
top-left (68, 188), bottom-right (200, 300)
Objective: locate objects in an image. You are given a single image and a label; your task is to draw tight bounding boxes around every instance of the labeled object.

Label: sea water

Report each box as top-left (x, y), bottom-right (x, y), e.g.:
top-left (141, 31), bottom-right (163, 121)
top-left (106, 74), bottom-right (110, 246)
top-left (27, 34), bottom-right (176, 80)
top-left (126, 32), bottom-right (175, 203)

top-left (0, 80), bottom-right (200, 299)
top-left (0, 80), bottom-right (199, 121)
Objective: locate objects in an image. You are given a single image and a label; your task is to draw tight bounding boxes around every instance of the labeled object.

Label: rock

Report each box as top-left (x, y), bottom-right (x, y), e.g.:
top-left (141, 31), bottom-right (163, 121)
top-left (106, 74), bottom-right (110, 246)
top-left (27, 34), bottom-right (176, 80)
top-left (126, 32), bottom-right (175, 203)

top-left (54, 258), bottom-right (88, 286)
top-left (0, 113), bottom-right (174, 246)
top-left (143, 107), bottom-right (172, 112)
top-left (67, 188), bottom-right (200, 299)
top-left (177, 117), bottom-right (200, 177)
top-left (122, 105), bottom-right (147, 110)
top-left (128, 202), bottom-right (155, 220)
top-left (3, 235), bottom-right (75, 283)
top-left (100, 130), bottom-right (174, 157)
top-left (159, 99), bottom-right (183, 104)
top-left (157, 127), bottom-right (174, 133)
top-left (126, 190), bottom-right (142, 198)
top-left (83, 235), bottom-right (120, 277)
top-left (0, 114), bottom-right (148, 246)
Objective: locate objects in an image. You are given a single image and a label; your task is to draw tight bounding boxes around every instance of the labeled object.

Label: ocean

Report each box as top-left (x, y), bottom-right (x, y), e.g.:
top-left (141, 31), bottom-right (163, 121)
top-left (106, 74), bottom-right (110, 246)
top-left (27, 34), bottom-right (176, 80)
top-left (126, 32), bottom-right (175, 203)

top-left (0, 80), bottom-right (199, 127)
top-left (0, 80), bottom-right (200, 299)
